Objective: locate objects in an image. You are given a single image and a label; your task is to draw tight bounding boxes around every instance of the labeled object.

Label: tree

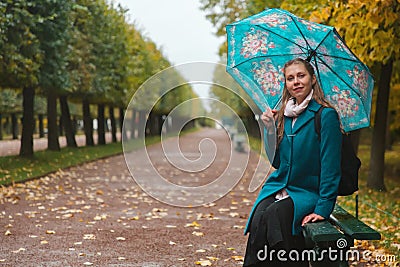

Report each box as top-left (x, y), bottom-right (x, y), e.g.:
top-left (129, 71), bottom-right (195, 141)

top-left (30, 0), bottom-right (73, 151)
top-left (200, 0), bottom-right (248, 55)
top-left (309, 0), bottom-right (400, 190)
top-left (0, 0), bottom-right (42, 157)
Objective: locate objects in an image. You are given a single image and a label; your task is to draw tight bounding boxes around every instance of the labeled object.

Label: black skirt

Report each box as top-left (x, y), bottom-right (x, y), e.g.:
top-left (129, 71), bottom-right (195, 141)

top-left (243, 195), bottom-right (308, 267)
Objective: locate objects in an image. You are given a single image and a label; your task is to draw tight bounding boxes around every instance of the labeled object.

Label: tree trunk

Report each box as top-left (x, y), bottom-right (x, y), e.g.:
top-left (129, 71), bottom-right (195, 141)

top-left (109, 106), bottom-right (117, 142)
top-left (119, 107), bottom-right (127, 141)
top-left (60, 95), bottom-right (77, 148)
top-left (72, 116), bottom-right (77, 135)
top-left (20, 87), bottom-right (35, 157)
top-left (138, 110), bottom-right (146, 138)
top-left (131, 109), bottom-right (137, 139)
top-left (146, 112), bottom-right (157, 136)
top-left (368, 59), bottom-right (393, 191)
top-left (11, 113), bottom-right (18, 139)
top-left (47, 92), bottom-right (60, 151)
top-left (59, 115), bottom-right (64, 136)
top-left (83, 98), bottom-right (94, 146)
top-left (38, 114), bottom-right (45, 138)
top-left (97, 104), bottom-right (106, 145)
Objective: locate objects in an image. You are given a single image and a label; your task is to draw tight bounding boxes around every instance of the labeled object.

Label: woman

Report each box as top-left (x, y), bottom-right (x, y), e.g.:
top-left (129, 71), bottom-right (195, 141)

top-left (243, 58), bottom-right (342, 267)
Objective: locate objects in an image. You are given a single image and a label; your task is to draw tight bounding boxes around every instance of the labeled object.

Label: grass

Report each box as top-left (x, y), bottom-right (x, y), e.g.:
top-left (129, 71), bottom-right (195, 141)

top-left (0, 134), bottom-right (165, 186)
top-left (0, 127), bottom-right (200, 187)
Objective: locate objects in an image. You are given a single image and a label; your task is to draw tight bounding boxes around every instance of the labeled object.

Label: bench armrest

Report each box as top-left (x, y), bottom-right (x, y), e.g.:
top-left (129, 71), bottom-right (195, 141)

top-left (329, 205), bottom-right (381, 240)
top-left (302, 220), bottom-right (345, 243)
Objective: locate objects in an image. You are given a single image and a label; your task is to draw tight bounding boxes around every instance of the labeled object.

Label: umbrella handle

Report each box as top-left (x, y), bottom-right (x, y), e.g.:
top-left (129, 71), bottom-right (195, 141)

top-left (273, 97), bottom-right (282, 110)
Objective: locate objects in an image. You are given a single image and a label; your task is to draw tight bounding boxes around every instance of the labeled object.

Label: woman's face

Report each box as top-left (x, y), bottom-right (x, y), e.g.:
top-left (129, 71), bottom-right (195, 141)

top-left (284, 63), bottom-right (316, 104)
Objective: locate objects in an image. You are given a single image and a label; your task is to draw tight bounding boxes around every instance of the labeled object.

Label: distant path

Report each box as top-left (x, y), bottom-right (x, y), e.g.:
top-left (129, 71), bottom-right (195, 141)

top-left (0, 132), bottom-right (119, 156)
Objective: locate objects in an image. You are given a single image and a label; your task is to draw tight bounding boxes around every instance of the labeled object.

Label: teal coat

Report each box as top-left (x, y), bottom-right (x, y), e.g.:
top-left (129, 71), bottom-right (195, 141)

top-left (245, 100), bottom-right (342, 235)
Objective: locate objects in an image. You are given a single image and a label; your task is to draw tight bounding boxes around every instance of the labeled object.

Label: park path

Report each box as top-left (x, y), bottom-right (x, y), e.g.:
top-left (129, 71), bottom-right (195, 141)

top-left (0, 128), bottom-right (378, 266)
top-left (0, 133), bottom-right (118, 157)
top-left (0, 128), bottom-right (263, 266)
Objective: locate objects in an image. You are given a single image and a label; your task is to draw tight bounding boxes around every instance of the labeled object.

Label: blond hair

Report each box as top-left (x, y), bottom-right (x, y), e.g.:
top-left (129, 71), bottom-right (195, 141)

top-left (276, 58), bottom-right (333, 144)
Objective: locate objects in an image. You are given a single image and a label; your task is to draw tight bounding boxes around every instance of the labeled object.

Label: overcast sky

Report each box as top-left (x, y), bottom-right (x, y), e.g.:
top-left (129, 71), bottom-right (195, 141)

top-left (117, 0), bottom-right (223, 64)
top-left (115, 0), bottom-right (225, 101)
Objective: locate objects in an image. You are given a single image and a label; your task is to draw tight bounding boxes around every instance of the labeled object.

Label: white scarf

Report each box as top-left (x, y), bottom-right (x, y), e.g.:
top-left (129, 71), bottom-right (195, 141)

top-left (284, 89), bottom-right (314, 118)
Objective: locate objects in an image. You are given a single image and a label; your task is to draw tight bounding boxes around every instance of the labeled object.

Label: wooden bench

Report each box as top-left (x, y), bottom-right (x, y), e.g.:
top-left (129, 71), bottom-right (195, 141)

top-left (302, 204), bottom-right (381, 267)
top-left (233, 134), bottom-right (246, 152)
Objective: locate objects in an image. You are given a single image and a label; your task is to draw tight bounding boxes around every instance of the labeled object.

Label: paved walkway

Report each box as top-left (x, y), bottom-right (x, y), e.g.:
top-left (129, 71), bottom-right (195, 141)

top-left (0, 128), bottom-right (377, 266)
top-left (0, 128), bottom-right (263, 266)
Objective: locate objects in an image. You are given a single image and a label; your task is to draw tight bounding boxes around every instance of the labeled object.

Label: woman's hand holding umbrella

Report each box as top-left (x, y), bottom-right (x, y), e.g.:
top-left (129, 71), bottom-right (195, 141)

top-left (261, 108), bottom-right (278, 127)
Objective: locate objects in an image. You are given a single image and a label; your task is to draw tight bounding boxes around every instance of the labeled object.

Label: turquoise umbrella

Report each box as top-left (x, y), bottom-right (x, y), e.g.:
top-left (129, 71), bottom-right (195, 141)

top-left (226, 8), bottom-right (374, 132)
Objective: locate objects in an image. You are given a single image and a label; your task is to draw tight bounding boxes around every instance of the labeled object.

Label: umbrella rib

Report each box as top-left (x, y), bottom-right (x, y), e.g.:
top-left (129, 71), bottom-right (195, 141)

top-left (288, 15), bottom-right (313, 51)
top-left (316, 53), bottom-right (361, 64)
top-left (316, 54), bottom-right (362, 98)
top-left (315, 31), bottom-right (362, 63)
top-left (254, 24), bottom-right (307, 50)
top-left (232, 53), bottom-right (306, 69)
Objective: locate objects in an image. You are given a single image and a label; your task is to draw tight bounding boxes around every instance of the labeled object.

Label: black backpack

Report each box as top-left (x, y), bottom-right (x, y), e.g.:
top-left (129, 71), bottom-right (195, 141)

top-left (314, 107), bottom-right (361, 196)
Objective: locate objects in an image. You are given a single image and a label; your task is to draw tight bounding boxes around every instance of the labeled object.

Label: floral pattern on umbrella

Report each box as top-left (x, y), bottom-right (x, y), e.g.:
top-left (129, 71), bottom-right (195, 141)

top-left (240, 29), bottom-right (273, 58)
top-left (251, 13), bottom-right (291, 29)
top-left (347, 65), bottom-right (370, 98)
top-left (252, 59), bottom-right (284, 96)
top-left (226, 8), bottom-right (374, 132)
top-left (328, 87), bottom-right (359, 118)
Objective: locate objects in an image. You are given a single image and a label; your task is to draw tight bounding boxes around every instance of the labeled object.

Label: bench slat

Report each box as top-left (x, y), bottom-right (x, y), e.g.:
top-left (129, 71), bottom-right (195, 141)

top-left (330, 205), bottom-right (381, 240)
top-left (303, 220), bottom-right (345, 242)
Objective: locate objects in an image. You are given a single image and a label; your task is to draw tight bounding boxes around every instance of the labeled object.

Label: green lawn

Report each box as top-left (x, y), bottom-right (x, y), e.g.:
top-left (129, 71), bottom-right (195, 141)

top-left (0, 128), bottom-right (199, 186)
top-left (0, 135), bottom-right (162, 186)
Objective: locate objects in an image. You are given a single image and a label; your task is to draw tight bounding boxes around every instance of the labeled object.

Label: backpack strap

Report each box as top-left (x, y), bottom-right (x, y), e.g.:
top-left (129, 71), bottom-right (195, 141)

top-left (314, 106), bottom-right (324, 141)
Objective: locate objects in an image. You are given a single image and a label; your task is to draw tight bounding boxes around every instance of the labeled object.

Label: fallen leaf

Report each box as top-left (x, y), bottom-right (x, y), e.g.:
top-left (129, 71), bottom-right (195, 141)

top-left (4, 230), bottom-right (11, 236)
top-left (83, 234), bottom-right (96, 240)
top-left (12, 248), bottom-right (26, 253)
top-left (46, 230), bottom-right (56, 234)
top-left (195, 259), bottom-right (212, 266)
top-left (192, 231), bottom-right (204, 237)
top-left (232, 255), bottom-right (244, 261)
top-left (185, 221), bottom-right (201, 228)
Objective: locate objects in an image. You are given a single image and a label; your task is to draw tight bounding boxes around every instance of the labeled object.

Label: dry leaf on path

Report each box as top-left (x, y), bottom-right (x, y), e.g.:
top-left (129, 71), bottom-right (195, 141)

top-left (192, 231), bottom-right (204, 237)
top-left (195, 259), bottom-right (212, 266)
